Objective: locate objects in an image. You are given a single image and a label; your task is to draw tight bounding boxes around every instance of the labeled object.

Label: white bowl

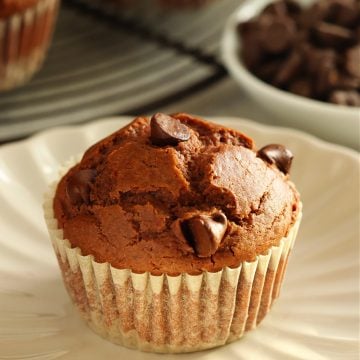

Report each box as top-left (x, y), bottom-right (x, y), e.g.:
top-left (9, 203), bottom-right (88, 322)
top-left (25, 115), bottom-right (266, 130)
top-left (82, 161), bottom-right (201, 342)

top-left (221, 0), bottom-right (360, 149)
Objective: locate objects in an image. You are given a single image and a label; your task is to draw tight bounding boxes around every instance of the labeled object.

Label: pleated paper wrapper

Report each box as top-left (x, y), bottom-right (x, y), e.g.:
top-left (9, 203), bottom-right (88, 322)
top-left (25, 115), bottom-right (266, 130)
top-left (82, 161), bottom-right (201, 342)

top-left (43, 158), bottom-right (302, 353)
top-left (0, 0), bottom-right (59, 91)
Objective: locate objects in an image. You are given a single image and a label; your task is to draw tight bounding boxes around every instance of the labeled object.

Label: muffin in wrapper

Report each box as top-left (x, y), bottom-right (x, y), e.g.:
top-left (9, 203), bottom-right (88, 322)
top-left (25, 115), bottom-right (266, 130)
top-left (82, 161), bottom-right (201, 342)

top-left (0, 0), bottom-right (59, 91)
top-left (44, 156), bottom-right (302, 353)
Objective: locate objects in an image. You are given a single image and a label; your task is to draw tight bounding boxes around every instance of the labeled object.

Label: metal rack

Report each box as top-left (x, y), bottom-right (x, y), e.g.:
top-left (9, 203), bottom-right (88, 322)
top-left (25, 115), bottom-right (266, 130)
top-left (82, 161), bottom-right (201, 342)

top-left (0, 0), bottom-right (241, 140)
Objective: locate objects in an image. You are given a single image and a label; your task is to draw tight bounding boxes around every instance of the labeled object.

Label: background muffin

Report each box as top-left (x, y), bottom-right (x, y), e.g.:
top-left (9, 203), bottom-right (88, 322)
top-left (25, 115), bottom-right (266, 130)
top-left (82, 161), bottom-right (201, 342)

top-left (0, 0), bottom-right (59, 91)
top-left (44, 113), bottom-right (302, 353)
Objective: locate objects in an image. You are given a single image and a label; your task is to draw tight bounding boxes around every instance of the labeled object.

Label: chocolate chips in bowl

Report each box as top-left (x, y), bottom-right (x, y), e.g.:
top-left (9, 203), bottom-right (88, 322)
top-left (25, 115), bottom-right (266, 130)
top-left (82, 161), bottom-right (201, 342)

top-left (221, 0), bottom-right (360, 147)
top-left (237, 0), bottom-right (360, 106)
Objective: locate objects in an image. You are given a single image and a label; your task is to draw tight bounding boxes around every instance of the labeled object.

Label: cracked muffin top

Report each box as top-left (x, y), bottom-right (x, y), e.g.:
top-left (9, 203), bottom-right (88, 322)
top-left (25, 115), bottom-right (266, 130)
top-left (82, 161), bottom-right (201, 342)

top-left (53, 113), bottom-right (300, 275)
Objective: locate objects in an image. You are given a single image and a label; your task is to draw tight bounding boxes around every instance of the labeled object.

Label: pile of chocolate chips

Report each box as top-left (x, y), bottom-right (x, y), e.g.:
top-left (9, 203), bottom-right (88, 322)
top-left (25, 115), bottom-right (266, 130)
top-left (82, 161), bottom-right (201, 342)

top-left (238, 0), bottom-right (360, 106)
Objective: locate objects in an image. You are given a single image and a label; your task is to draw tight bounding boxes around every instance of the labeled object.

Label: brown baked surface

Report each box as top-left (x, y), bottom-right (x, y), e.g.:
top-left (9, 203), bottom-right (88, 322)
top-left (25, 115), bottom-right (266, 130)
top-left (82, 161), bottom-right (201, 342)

top-left (0, 0), bottom-right (39, 18)
top-left (53, 113), bottom-right (300, 275)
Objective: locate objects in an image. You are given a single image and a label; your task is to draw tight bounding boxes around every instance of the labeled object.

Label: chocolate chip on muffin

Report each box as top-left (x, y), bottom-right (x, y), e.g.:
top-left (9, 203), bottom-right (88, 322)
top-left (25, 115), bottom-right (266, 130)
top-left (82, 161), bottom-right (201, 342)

top-left (257, 144), bottom-right (294, 175)
top-left (181, 211), bottom-right (228, 257)
top-left (66, 169), bottom-right (97, 206)
top-left (150, 113), bottom-right (191, 146)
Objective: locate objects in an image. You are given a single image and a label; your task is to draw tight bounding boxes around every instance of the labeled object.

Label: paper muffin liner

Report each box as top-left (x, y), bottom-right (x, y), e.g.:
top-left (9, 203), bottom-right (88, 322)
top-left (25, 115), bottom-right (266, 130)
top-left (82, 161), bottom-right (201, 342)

top-left (43, 157), bottom-right (302, 353)
top-left (0, 0), bottom-right (59, 91)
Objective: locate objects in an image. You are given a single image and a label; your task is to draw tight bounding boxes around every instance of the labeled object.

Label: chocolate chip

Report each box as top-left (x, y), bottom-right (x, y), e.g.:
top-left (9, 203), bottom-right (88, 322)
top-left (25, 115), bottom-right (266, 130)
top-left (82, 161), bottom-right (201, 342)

top-left (284, 0), bottom-right (302, 16)
top-left (315, 64), bottom-right (339, 97)
top-left (355, 26), bottom-right (360, 42)
top-left (327, 0), bottom-right (359, 28)
top-left (329, 90), bottom-right (360, 106)
top-left (237, 20), bottom-right (258, 37)
top-left (336, 74), bottom-right (360, 90)
top-left (345, 46), bottom-right (360, 79)
top-left (66, 169), bottom-right (97, 206)
top-left (241, 34), bottom-right (264, 70)
top-left (255, 59), bottom-right (283, 82)
top-left (274, 50), bottom-right (303, 86)
top-left (298, 7), bottom-right (322, 29)
top-left (181, 212), bottom-right (227, 258)
top-left (238, 21), bottom-right (264, 70)
top-left (306, 49), bottom-right (336, 75)
top-left (257, 144), bottom-right (293, 175)
top-left (289, 79), bottom-right (313, 98)
top-left (263, 2), bottom-right (288, 17)
top-left (294, 29), bottom-right (310, 44)
top-left (261, 17), bottom-right (296, 54)
top-left (150, 113), bottom-right (190, 146)
top-left (314, 22), bottom-right (353, 47)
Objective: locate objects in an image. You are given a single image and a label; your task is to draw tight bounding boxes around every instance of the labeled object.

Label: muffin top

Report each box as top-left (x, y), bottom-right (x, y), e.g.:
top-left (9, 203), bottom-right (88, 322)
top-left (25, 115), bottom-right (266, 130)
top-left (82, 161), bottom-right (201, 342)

top-left (53, 113), bottom-right (300, 275)
top-left (0, 0), bottom-right (39, 18)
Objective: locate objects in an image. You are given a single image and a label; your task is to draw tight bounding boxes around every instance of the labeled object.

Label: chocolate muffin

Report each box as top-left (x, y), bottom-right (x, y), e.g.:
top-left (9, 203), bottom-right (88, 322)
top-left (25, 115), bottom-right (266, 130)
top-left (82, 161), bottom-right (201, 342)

top-left (0, 0), bottom-right (59, 91)
top-left (44, 113), bottom-right (302, 353)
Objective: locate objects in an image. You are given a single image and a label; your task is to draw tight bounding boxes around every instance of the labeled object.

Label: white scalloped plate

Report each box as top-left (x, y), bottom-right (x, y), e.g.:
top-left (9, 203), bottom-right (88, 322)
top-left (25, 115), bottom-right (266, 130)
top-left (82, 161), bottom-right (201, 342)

top-left (0, 117), bottom-right (359, 360)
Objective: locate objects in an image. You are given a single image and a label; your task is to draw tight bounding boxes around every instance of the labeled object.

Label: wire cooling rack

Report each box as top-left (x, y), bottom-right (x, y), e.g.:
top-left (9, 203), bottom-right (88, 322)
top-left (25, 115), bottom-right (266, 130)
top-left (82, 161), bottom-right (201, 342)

top-left (0, 0), bottom-right (241, 141)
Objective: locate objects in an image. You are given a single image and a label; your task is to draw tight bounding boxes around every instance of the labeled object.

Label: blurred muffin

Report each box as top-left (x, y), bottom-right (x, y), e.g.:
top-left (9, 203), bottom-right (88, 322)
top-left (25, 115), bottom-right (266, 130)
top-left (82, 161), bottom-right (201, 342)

top-left (0, 0), bottom-right (59, 91)
top-left (44, 113), bottom-right (302, 353)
